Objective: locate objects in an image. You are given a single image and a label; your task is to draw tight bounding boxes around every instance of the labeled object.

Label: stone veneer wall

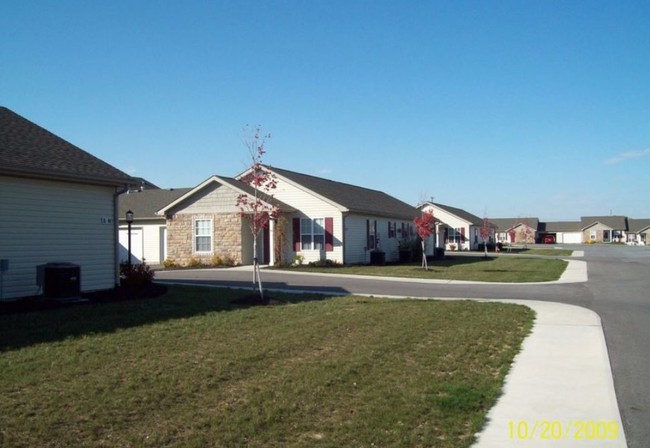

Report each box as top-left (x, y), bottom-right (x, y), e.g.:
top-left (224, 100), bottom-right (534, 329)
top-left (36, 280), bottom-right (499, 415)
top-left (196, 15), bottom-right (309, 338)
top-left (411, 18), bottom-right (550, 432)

top-left (166, 213), bottom-right (243, 265)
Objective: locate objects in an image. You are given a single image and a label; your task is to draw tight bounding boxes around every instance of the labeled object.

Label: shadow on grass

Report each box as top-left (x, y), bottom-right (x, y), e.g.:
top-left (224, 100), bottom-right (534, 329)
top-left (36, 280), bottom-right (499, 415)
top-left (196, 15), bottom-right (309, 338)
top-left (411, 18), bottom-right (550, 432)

top-left (0, 283), bottom-right (345, 352)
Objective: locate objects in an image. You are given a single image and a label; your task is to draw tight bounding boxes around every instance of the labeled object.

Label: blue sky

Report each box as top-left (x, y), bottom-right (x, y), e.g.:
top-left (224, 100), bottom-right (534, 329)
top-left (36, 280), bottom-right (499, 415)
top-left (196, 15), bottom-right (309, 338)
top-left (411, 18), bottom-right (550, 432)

top-left (2, 0), bottom-right (649, 221)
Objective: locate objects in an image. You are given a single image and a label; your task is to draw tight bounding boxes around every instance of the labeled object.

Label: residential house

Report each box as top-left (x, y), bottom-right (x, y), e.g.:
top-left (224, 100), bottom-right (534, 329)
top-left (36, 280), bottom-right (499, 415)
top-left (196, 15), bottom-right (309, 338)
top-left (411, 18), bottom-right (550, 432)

top-left (0, 106), bottom-right (133, 300)
top-left (538, 221), bottom-right (583, 244)
top-left (418, 202), bottom-right (492, 251)
top-left (626, 219), bottom-right (650, 245)
top-left (581, 216), bottom-right (628, 243)
top-left (158, 167), bottom-right (420, 266)
top-left (118, 187), bottom-right (191, 265)
top-left (491, 217), bottom-right (539, 244)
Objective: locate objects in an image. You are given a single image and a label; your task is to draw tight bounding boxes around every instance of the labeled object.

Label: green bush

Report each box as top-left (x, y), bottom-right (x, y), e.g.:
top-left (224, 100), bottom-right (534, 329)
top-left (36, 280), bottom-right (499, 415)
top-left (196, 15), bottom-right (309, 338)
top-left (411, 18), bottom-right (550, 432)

top-left (308, 259), bottom-right (343, 268)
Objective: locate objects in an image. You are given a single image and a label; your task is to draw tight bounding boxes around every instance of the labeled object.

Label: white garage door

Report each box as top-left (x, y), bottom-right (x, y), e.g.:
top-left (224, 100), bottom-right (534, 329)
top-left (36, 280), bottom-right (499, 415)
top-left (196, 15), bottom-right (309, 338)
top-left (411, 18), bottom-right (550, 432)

top-left (118, 228), bottom-right (143, 264)
top-left (561, 232), bottom-right (582, 244)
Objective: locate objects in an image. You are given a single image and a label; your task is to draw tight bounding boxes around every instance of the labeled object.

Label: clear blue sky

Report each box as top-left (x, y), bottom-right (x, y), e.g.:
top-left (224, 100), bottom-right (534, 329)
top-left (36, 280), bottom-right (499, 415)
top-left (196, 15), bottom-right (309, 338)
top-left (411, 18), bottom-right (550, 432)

top-left (2, 0), bottom-right (649, 221)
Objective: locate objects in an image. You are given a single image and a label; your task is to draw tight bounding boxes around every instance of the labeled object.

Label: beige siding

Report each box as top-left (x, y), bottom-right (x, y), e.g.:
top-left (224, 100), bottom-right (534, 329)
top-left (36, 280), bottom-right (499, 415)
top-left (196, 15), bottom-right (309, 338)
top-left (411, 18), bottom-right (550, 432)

top-left (0, 175), bottom-right (117, 300)
top-left (179, 183), bottom-right (241, 214)
top-left (344, 215), bottom-right (412, 264)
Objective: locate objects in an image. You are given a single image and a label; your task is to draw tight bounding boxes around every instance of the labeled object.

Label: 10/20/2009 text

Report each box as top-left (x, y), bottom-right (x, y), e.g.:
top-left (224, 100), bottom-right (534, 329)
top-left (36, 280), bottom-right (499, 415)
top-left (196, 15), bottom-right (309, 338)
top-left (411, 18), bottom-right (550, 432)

top-left (508, 420), bottom-right (619, 441)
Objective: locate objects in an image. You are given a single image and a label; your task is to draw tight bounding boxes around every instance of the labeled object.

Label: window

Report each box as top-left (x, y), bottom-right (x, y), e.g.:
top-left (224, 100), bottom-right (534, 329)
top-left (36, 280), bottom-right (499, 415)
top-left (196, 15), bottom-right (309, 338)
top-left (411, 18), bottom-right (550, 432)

top-left (388, 222), bottom-right (397, 238)
top-left (446, 228), bottom-right (462, 245)
top-left (194, 219), bottom-right (213, 253)
top-left (367, 220), bottom-right (376, 250)
top-left (301, 218), bottom-right (325, 250)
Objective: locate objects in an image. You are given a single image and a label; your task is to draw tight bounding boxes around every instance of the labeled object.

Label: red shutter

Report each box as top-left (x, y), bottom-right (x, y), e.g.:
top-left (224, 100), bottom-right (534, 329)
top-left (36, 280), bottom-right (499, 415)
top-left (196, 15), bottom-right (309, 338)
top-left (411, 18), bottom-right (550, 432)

top-left (460, 227), bottom-right (466, 242)
top-left (293, 218), bottom-right (301, 251)
top-left (325, 217), bottom-right (334, 252)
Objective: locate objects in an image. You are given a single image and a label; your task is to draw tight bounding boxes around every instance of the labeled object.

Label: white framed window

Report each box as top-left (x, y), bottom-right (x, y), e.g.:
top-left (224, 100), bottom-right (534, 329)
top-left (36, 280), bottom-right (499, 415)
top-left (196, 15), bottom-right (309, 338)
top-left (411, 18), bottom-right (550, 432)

top-left (447, 228), bottom-right (462, 245)
top-left (194, 219), bottom-right (213, 253)
top-left (301, 218), bottom-right (325, 250)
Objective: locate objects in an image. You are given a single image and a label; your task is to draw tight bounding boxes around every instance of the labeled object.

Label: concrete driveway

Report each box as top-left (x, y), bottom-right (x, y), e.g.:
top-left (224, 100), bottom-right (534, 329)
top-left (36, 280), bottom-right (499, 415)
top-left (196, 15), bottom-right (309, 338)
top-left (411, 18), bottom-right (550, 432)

top-left (156, 244), bottom-right (649, 448)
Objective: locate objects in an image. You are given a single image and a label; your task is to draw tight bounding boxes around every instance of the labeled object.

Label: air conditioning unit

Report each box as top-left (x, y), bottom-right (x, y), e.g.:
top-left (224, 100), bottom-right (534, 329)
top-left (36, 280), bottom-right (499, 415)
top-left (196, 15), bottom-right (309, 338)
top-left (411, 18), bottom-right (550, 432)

top-left (37, 263), bottom-right (81, 299)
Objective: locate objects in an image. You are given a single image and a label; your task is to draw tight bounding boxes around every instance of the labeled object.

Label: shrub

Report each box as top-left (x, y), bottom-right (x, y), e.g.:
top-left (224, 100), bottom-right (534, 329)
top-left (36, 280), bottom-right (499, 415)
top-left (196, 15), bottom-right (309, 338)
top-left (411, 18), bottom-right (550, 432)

top-left (162, 259), bottom-right (177, 269)
top-left (187, 257), bottom-right (203, 268)
top-left (222, 255), bottom-right (237, 267)
top-left (308, 259), bottom-right (343, 268)
top-left (211, 255), bottom-right (224, 267)
top-left (120, 262), bottom-right (155, 288)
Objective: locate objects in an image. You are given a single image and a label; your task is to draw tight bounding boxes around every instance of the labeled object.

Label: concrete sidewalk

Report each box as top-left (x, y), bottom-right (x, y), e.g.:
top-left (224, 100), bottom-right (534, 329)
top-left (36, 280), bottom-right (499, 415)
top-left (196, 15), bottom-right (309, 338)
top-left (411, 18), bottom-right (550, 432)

top-left (471, 300), bottom-right (627, 447)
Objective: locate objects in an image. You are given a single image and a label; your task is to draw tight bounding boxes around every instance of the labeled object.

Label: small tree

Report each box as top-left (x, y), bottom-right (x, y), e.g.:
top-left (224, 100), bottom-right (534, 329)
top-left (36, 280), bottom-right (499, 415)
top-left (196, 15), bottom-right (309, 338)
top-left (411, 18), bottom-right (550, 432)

top-left (414, 211), bottom-right (435, 270)
top-left (479, 216), bottom-right (491, 258)
top-left (236, 126), bottom-right (280, 302)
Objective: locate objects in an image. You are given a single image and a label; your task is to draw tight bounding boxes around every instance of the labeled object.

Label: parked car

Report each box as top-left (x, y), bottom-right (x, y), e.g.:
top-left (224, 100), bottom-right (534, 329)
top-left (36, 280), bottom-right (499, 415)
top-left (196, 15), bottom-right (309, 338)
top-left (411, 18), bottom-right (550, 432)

top-left (542, 234), bottom-right (556, 244)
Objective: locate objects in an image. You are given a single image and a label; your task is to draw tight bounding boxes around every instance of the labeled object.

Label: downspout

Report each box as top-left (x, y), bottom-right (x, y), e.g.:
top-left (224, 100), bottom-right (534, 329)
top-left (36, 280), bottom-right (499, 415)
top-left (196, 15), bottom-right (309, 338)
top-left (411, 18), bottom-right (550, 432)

top-left (114, 184), bottom-right (131, 287)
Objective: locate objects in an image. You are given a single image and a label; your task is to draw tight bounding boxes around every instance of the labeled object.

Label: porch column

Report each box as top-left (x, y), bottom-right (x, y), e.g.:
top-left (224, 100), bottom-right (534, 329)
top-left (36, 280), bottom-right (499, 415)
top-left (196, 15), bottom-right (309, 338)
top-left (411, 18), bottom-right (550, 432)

top-left (268, 219), bottom-right (275, 266)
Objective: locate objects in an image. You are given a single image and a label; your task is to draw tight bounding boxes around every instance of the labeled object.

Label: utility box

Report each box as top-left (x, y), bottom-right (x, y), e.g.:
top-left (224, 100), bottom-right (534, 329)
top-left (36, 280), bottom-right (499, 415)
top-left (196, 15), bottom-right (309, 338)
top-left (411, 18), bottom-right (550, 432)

top-left (40, 263), bottom-right (81, 299)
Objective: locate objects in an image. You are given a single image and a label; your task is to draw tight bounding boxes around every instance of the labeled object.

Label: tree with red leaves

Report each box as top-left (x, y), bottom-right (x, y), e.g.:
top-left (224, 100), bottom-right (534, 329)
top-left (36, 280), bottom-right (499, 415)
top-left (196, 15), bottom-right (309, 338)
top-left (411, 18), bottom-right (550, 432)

top-left (414, 210), bottom-right (435, 270)
top-left (236, 125), bottom-right (280, 302)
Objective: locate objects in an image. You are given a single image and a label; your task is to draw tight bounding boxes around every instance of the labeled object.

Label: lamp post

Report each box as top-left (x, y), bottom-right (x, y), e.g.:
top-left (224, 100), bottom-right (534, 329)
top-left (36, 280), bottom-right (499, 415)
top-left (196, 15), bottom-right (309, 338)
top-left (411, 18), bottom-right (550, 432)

top-left (125, 210), bottom-right (134, 266)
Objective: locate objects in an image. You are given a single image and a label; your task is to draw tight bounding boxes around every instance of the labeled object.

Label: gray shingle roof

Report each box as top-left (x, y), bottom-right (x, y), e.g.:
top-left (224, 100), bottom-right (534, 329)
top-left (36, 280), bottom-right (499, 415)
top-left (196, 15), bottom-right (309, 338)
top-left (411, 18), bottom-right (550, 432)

top-left (580, 216), bottom-right (628, 230)
top-left (539, 221), bottom-right (583, 232)
top-left (271, 167), bottom-right (420, 220)
top-left (119, 187), bottom-right (193, 219)
top-left (627, 218), bottom-right (650, 233)
top-left (424, 202), bottom-right (483, 226)
top-left (0, 106), bottom-right (133, 186)
top-left (489, 217), bottom-right (540, 231)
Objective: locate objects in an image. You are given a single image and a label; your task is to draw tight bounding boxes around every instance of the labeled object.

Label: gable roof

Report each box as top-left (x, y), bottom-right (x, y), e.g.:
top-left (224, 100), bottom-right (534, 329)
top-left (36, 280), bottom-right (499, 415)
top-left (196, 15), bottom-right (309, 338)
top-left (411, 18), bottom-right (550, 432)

top-left (267, 167), bottom-right (420, 220)
top-left (157, 175), bottom-right (294, 216)
top-left (627, 218), bottom-right (650, 233)
top-left (580, 215), bottom-right (628, 230)
top-left (0, 106), bottom-right (133, 186)
top-left (119, 187), bottom-right (192, 219)
top-left (419, 202), bottom-right (483, 226)
top-left (489, 217), bottom-right (540, 231)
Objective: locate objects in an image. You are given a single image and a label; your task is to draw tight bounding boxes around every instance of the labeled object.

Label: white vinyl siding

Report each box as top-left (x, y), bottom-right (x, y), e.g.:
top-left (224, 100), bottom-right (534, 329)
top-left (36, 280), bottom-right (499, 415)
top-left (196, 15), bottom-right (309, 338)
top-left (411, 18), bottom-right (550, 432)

top-left (301, 218), bottom-right (325, 250)
top-left (272, 176), bottom-right (344, 263)
top-left (0, 175), bottom-right (118, 300)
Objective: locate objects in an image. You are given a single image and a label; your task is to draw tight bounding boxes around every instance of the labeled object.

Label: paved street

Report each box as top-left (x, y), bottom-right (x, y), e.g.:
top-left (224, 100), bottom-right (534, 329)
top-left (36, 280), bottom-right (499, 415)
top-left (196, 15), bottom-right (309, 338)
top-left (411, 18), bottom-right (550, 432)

top-left (156, 245), bottom-right (650, 448)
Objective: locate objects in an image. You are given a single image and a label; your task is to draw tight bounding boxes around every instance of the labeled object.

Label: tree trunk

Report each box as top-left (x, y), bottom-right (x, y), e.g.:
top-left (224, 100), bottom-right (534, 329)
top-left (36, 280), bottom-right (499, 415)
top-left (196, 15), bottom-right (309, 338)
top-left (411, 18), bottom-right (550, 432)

top-left (421, 240), bottom-right (428, 270)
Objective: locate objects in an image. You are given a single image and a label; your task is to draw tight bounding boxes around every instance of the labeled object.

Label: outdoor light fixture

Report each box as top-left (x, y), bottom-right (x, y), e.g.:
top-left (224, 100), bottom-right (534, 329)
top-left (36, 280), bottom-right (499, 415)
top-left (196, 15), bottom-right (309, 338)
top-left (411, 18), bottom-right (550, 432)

top-left (126, 210), bottom-right (134, 266)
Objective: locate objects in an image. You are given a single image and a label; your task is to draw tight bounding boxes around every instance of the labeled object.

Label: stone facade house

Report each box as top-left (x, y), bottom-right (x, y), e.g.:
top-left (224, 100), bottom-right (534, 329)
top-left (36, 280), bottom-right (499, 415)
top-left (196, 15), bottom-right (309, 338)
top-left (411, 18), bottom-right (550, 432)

top-left (157, 167), bottom-right (420, 266)
top-left (490, 217), bottom-right (539, 244)
top-left (581, 216), bottom-right (628, 243)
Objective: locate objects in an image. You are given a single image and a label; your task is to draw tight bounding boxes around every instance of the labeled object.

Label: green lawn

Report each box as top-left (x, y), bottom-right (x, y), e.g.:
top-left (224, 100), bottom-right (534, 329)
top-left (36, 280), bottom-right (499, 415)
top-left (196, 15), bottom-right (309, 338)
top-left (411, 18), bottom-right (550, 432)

top-left (284, 256), bottom-right (568, 282)
top-left (503, 248), bottom-right (574, 256)
top-left (0, 285), bottom-right (534, 448)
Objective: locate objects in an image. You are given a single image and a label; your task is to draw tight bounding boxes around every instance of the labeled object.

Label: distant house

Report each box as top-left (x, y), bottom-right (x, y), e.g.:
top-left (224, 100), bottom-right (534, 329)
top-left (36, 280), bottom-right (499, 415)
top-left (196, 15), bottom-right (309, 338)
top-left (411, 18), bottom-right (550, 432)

top-left (0, 106), bottom-right (133, 300)
top-left (626, 219), bottom-right (650, 245)
top-left (118, 187), bottom-right (191, 265)
top-left (418, 202), bottom-right (492, 251)
top-left (538, 221), bottom-right (583, 244)
top-left (580, 216), bottom-right (628, 243)
top-left (158, 167), bottom-right (420, 266)
top-left (491, 217), bottom-right (539, 244)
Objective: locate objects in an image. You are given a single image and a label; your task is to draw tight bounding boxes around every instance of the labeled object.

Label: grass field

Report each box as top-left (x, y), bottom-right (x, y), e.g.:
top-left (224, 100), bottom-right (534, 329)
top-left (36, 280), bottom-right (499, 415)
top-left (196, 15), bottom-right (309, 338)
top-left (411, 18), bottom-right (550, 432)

top-left (0, 285), bottom-right (534, 448)
top-left (283, 256), bottom-right (568, 282)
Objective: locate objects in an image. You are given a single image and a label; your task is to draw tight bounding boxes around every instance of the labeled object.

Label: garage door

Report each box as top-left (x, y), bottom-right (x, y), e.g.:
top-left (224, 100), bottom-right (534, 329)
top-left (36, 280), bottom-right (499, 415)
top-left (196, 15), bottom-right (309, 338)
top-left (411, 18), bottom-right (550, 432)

top-left (561, 232), bottom-right (582, 244)
top-left (118, 228), bottom-right (143, 264)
